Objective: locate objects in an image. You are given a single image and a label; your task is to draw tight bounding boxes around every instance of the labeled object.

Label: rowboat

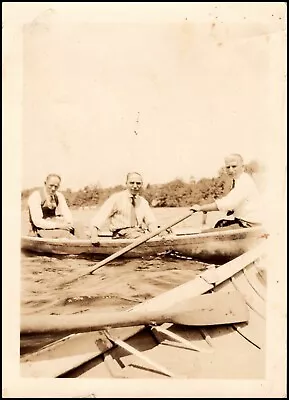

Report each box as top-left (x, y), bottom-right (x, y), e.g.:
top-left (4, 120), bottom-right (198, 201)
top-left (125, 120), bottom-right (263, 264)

top-left (20, 243), bottom-right (267, 380)
top-left (21, 225), bottom-right (267, 263)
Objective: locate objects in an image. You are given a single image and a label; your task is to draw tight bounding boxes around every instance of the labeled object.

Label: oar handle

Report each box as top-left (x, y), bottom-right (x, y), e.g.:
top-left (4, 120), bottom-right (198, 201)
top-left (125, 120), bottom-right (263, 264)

top-left (88, 210), bottom-right (196, 275)
top-left (21, 309), bottom-right (169, 336)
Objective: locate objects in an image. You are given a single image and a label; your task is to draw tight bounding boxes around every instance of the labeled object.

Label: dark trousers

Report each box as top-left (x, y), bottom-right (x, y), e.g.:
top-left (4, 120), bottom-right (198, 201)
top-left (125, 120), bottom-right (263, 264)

top-left (214, 218), bottom-right (259, 229)
top-left (112, 227), bottom-right (148, 239)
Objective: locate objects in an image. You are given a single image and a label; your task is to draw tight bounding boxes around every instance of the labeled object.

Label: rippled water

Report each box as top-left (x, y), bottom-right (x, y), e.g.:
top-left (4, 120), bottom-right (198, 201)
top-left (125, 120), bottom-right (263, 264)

top-left (21, 208), bottom-right (221, 355)
top-left (21, 254), bottom-right (209, 315)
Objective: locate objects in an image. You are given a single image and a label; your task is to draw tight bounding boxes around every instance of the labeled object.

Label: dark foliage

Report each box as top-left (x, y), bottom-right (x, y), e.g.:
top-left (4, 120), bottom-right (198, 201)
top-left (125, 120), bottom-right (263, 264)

top-left (21, 162), bottom-right (260, 208)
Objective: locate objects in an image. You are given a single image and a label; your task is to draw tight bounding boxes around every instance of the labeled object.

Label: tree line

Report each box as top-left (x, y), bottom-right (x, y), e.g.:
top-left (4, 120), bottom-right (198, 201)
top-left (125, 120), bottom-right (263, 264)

top-left (21, 161), bottom-right (262, 209)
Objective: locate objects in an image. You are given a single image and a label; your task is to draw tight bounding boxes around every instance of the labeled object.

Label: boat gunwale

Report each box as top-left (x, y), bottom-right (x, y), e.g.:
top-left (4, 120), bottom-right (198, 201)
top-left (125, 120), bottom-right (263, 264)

top-left (21, 226), bottom-right (265, 247)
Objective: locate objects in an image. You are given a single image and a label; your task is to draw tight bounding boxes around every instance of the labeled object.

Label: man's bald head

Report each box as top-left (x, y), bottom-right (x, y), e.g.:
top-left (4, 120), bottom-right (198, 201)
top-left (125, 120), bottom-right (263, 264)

top-left (126, 172), bottom-right (143, 183)
top-left (126, 172), bottom-right (143, 196)
top-left (224, 154), bottom-right (244, 179)
top-left (224, 153), bottom-right (244, 165)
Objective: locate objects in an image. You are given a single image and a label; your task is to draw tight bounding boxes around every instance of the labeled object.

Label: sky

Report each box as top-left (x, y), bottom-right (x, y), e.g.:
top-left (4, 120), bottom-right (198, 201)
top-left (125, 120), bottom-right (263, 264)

top-left (18, 3), bottom-right (286, 190)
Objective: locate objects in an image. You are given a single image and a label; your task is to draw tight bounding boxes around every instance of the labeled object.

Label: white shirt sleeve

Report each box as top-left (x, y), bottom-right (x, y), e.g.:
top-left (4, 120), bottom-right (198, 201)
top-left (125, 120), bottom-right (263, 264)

top-left (28, 191), bottom-right (73, 229)
top-left (90, 195), bottom-right (116, 231)
top-left (215, 174), bottom-right (255, 212)
top-left (28, 191), bottom-right (57, 229)
top-left (142, 199), bottom-right (158, 231)
top-left (56, 192), bottom-right (73, 224)
top-left (215, 189), bottom-right (242, 212)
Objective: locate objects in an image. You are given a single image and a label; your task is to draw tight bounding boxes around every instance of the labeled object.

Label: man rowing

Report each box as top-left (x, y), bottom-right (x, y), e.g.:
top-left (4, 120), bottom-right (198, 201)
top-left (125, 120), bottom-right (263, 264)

top-left (90, 172), bottom-right (159, 243)
top-left (190, 154), bottom-right (263, 229)
top-left (28, 174), bottom-right (80, 238)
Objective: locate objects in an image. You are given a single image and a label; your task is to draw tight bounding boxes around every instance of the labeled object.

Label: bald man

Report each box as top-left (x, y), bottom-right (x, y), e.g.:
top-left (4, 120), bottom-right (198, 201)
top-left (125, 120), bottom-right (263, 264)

top-left (28, 173), bottom-right (75, 238)
top-left (190, 154), bottom-right (263, 229)
top-left (90, 172), bottom-right (158, 242)
top-left (27, 173), bottom-right (89, 239)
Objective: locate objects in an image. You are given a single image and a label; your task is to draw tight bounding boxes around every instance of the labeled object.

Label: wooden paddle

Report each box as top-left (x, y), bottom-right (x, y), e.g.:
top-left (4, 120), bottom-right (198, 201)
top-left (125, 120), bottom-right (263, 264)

top-left (59, 210), bottom-right (197, 287)
top-left (21, 291), bottom-right (249, 336)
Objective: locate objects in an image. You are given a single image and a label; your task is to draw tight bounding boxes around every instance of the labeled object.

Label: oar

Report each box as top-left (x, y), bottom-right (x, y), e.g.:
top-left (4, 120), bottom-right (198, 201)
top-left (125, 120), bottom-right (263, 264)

top-left (90, 211), bottom-right (198, 273)
top-left (21, 291), bottom-right (249, 336)
top-left (202, 211), bottom-right (208, 227)
top-left (59, 210), bottom-right (196, 287)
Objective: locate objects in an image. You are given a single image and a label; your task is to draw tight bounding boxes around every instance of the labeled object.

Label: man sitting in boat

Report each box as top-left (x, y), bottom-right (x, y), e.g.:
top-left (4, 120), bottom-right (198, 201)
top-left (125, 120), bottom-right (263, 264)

top-left (90, 172), bottom-right (158, 243)
top-left (190, 154), bottom-right (262, 229)
top-left (28, 174), bottom-right (78, 239)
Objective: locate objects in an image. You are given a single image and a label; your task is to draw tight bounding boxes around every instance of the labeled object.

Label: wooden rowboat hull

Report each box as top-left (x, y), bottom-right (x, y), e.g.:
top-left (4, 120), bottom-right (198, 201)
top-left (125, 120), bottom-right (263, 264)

top-left (20, 244), bottom-right (267, 379)
top-left (21, 226), bottom-right (267, 263)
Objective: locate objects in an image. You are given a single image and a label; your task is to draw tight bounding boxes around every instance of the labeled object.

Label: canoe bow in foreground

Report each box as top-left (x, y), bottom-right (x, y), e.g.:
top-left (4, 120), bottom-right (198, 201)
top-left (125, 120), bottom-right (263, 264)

top-left (20, 243), bottom-right (267, 379)
top-left (21, 226), bottom-right (267, 262)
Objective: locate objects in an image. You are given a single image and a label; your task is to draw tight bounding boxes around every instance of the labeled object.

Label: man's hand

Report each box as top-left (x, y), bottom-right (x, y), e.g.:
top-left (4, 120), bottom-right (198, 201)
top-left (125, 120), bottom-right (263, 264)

top-left (157, 227), bottom-right (174, 239)
top-left (55, 221), bottom-right (74, 231)
top-left (190, 204), bottom-right (202, 213)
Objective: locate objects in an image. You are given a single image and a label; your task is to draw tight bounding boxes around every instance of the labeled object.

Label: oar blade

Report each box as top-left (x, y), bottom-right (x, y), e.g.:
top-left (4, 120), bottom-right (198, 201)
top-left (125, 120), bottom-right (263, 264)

top-left (171, 291), bottom-right (249, 326)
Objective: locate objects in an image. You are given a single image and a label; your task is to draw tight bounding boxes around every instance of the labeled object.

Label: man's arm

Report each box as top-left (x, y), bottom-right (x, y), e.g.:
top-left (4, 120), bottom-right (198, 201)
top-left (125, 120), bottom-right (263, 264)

top-left (28, 192), bottom-right (63, 230)
top-left (142, 200), bottom-right (158, 232)
top-left (215, 183), bottom-right (245, 213)
top-left (56, 193), bottom-right (74, 225)
top-left (190, 202), bottom-right (219, 213)
top-left (191, 180), bottom-right (247, 214)
top-left (90, 196), bottom-right (116, 240)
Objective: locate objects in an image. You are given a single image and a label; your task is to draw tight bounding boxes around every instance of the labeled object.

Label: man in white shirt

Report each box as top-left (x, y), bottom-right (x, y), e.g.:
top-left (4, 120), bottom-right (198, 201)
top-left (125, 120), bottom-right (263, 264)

top-left (28, 174), bottom-right (76, 238)
top-left (190, 154), bottom-right (263, 229)
top-left (90, 172), bottom-right (158, 243)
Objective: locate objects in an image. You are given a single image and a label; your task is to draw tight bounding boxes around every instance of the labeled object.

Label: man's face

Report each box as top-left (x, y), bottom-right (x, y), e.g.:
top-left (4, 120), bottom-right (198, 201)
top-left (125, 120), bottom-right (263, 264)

top-left (45, 176), bottom-right (61, 196)
top-left (224, 156), bottom-right (244, 179)
top-left (126, 173), bottom-right (143, 196)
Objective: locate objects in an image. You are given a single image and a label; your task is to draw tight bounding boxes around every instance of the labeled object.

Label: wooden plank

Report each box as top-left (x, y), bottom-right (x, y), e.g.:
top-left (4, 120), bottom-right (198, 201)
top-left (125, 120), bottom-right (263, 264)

top-left (233, 306), bottom-right (266, 350)
top-left (21, 350), bottom-right (102, 378)
top-left (198, 328), bottom-right (214, 348)
top-left (212, 279), bottom-right (266, 349)
top-left (20, 331), bottom-right (113, 378)
top-left (20, 333), bottom-right (77, 360)
top-left (104, 332), bottom-right (180, 378)
top-left (20, 327), bottom-right (143, 378)
top-left (243, 264), bottom-right (266, 300)
top-left (151, 326), bottom-right (213, 353)
top-left (214, 276), bottom-right (265, 321)
top-left (231, 272), bottom-right (266, 319)
top-left (103, 353), bottom-right (127, 378)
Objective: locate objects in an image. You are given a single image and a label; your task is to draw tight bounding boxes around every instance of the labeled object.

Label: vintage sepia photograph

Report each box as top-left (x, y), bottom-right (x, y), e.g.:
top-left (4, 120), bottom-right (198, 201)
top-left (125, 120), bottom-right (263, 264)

top-left (3, 2), bottom-right (287, 398)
